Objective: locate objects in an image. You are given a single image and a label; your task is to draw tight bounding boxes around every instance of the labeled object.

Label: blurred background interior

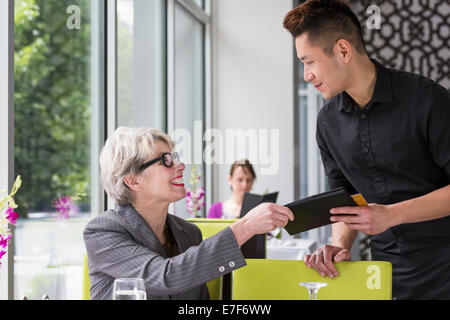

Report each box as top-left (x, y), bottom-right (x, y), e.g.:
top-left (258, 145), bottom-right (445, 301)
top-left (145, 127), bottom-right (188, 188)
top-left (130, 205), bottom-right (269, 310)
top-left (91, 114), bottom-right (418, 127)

top-left (0, 0), bottom-right (448, 299)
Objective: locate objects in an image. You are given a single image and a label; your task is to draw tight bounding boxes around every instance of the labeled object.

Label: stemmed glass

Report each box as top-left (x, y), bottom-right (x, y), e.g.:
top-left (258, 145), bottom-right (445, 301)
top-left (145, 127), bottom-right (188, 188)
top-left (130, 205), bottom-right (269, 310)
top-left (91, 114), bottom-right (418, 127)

top-left (112, 278), bottom-right (147, 300)
top-left (299, 282), bottom-right (328, 300)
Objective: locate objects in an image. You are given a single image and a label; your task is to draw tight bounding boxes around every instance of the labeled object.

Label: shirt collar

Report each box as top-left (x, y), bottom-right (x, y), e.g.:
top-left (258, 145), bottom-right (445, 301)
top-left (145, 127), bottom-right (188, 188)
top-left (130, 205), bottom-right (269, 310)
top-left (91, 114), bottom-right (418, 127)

top-left (369, 58), bottom-right (394, 104)
top-left (338, 91), bottom-right (356, 113)
top-left (338, 58), bottom-right (394, 113)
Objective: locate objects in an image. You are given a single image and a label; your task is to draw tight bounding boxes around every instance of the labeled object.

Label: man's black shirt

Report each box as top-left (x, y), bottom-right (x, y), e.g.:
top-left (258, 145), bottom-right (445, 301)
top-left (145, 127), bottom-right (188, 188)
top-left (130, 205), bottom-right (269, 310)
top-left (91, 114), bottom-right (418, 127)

top-left (316, 59), bottom-right (450, 249)
top-left (316, 59), bottom-right (450, 299)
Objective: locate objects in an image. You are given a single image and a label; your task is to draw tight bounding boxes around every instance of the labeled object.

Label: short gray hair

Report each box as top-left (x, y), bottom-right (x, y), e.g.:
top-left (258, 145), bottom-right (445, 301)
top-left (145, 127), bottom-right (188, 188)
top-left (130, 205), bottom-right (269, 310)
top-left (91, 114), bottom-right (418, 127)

top-left (99, 127), bottom-right (175, 205)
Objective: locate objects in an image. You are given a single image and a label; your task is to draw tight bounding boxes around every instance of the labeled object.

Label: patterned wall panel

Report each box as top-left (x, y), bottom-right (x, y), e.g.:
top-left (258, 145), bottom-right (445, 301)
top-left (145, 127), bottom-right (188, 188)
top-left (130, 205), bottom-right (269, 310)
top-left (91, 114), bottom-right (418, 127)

top-left (352, 0), bottom-right (449, 89)
top-left (352, 0), bottom-right (449, 260)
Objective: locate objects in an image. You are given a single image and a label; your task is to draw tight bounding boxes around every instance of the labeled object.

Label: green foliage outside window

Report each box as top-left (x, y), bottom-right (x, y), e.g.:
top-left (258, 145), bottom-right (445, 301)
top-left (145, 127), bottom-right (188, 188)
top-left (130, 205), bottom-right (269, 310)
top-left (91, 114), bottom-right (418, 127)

top-left (14, 0), bottom-right (91, 217)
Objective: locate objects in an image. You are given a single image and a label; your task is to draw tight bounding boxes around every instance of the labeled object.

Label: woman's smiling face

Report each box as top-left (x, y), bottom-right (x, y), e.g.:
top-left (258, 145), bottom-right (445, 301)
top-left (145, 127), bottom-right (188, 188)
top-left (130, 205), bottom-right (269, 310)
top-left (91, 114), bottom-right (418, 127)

top-left (136, 140), bottom-right (186, 203)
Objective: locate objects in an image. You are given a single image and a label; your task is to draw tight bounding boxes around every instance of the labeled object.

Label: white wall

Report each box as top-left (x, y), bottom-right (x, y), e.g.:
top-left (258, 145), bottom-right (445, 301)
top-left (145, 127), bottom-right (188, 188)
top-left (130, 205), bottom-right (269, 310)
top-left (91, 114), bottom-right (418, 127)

top-left (211, 0), bottom-right (295, 207)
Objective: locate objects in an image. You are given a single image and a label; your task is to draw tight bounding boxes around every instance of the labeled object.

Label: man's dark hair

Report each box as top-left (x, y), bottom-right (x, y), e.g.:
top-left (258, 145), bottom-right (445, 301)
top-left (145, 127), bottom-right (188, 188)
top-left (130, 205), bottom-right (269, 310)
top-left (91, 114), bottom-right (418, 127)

top-left (283, 0), bottom-right (367, 56)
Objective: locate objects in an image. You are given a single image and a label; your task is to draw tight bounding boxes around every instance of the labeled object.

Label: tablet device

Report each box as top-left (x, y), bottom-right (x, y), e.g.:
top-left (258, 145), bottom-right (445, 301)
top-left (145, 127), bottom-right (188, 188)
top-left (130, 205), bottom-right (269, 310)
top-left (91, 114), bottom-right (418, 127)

top-left (284, 187), bottom-right (365, 236)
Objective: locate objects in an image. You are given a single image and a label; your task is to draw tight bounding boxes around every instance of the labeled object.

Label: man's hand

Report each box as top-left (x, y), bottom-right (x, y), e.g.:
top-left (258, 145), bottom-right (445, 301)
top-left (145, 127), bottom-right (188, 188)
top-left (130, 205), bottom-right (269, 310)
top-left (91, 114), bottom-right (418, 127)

top-left (330, 203), bottom-right (396, 235)
top-left (304, 245), bottom-right (351, 278)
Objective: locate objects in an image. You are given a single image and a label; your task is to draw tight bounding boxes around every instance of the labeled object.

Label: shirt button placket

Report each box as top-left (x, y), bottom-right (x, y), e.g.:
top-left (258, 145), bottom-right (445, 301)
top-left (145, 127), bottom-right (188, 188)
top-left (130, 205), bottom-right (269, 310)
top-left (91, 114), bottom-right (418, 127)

top-left (359, 111), bottom-right (387, 202)
top-left (359, 112), bottom-right (371, 159)
top-left (375, 177), bottom-right (384, 183)
top-left (362, 111), bottom-right (389, 202)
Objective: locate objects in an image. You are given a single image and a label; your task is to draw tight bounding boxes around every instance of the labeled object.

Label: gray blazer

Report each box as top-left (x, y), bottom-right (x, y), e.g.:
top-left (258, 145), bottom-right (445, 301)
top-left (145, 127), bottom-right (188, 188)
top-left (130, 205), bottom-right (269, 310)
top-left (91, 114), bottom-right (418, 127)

top-left (83, 204), bottom-right (246, 300)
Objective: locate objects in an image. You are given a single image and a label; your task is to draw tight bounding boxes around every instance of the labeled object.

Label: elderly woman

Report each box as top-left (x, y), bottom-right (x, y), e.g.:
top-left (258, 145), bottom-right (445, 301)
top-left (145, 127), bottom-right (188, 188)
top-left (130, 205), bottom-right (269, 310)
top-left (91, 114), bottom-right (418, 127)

top-left (83, 127), bottom-right (294, 300)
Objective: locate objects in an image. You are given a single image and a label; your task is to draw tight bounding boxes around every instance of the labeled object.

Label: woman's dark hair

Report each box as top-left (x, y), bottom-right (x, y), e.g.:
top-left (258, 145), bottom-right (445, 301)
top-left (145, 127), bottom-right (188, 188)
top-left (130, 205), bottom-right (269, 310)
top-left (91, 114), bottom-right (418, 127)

top-left (229, 159), bottom-right (256, 180)
top-left (283, 0), bottom-right (366, 56)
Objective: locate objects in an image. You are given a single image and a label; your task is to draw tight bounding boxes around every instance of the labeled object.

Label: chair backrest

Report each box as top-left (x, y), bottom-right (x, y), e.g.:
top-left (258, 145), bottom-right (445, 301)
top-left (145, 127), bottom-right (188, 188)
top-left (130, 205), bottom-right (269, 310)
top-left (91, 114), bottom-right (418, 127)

top-left (232, 259), bottom-right (392, 300)
top-left (187, 218), bottom-right (237, 300)
top-left (82, 253), bottom-right (91, 300)
top-left (188, 218), bottom-right (265, 258)
top-left (187, 218), bottom-right (237, 239)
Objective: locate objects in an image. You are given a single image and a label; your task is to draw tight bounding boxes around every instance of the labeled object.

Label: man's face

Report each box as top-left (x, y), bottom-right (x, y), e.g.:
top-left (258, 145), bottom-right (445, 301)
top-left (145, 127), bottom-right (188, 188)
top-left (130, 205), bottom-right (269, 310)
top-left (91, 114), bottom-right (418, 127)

top-left (295, 33), bottom-right (346, 100)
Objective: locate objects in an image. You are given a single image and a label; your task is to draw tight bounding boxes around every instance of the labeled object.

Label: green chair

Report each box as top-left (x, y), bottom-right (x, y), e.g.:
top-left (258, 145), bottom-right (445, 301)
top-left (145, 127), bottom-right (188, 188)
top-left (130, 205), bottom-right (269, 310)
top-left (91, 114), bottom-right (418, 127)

top-left (187, 218), bottom-right (237, 239)
top-left (187, 218), bottom-right (237, 300)
top-left (82, 253), bottom-right (91, 300)
top-left (232, 259), bottom-right (392, 300)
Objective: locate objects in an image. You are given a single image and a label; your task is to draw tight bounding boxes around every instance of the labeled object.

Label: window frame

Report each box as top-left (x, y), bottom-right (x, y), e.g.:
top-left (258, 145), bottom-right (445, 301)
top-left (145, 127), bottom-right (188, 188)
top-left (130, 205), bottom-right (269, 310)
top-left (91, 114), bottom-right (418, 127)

top-left (0, 0), bottom-right (15, 301)
top-left (4, 0), bottom-right (213, 299)
top-left (106, 0), bottom-right (117, 211)
top-left (167, 0), bottom-right (212, 215)
top-left (8, 0), bottom-right (108, 299)
top-left (292, 0), bottom-right (331, 247)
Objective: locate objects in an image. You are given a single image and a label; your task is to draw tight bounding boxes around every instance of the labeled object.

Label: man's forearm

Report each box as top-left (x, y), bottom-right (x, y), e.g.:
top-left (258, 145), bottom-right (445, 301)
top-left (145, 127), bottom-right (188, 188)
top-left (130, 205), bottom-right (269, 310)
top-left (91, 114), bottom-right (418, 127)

top-left (331, 222), bottom-right (358, 250)
top-left (390, 184), bottom-right (450, 226)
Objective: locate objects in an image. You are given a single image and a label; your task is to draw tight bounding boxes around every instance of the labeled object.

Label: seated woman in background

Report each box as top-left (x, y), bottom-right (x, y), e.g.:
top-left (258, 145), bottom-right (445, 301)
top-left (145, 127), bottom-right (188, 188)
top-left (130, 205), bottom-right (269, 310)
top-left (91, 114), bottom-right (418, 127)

top-left (207, 160), bottom-right (256, 219)
top-left (83, 127), bottom-right (293, 300)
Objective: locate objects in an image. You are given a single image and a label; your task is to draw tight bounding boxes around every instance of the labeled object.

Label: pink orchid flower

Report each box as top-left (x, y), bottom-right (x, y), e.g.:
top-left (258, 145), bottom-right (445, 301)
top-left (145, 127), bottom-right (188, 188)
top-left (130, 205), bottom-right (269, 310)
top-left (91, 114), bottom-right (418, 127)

top-left (5, 207), bottom-right (18, 225)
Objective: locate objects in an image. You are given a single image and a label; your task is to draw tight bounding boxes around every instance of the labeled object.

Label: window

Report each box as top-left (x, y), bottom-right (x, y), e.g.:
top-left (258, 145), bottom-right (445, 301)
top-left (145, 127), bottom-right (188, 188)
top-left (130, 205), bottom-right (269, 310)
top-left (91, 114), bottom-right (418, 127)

top-left (293, 0), bottom-right (331, 247)
top-left (193, 0), bottom-right (204, 9)
top-left (117, 0), bottom-right (167, 130)
top-left (0, 0), bottom-right (14, 300)
top-left (6, 0), bottom-right (211, 299)
top-left (295, 61), bottom-right (329, 246)
top-left (116, 0), bottom-right (211, 219)
top-left (13, 0), bottom-right (104, 299)
top-left (172, 2), bottom-right (206, 218)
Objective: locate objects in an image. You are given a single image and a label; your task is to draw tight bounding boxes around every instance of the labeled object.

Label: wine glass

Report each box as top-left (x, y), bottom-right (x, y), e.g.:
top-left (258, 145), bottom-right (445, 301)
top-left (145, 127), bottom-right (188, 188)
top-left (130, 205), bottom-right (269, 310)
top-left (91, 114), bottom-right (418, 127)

top-left (112, 278), bottom-right (147, 300)
top-left (299, 282), bottom-right (328, 300)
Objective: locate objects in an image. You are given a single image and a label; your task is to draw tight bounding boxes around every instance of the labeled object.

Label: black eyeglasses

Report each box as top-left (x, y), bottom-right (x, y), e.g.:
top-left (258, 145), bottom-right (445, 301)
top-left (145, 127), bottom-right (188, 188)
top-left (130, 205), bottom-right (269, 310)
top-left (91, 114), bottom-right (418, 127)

top-left (138, 152), bottom-right (180, 171)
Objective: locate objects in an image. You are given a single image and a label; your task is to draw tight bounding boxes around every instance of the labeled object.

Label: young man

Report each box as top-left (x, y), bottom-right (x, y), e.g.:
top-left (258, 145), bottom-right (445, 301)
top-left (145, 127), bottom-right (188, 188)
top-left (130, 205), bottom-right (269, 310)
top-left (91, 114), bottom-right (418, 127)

top-left (283, 0), bottom-right (450, 299)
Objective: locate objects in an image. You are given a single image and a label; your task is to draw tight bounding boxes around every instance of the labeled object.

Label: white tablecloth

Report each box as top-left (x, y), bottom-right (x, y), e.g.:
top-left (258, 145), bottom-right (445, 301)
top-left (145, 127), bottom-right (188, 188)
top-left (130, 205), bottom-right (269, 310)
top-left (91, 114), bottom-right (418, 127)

top-left (266, 238), bottom-right (318, 260)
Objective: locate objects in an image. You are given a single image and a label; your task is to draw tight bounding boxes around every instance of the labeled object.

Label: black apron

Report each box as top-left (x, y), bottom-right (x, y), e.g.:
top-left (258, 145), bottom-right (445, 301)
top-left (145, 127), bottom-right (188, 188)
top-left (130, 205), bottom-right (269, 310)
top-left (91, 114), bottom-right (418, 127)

top-left (370, 230), bottom-right (450, 300)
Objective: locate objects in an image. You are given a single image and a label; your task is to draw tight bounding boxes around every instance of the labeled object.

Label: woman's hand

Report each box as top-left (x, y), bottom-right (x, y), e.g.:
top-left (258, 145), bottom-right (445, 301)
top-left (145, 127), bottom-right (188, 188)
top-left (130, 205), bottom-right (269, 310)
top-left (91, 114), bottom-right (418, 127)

top-left (230, 203), bottom-right (294, 246)
top-left (244, 202), bottom-right (294, 234)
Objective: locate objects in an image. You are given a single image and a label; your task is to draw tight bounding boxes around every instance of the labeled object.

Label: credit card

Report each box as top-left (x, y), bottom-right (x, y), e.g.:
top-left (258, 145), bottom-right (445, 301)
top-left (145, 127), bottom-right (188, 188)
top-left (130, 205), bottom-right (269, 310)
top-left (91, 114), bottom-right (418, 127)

top-left (351, 193), bottom-right (368, 206)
